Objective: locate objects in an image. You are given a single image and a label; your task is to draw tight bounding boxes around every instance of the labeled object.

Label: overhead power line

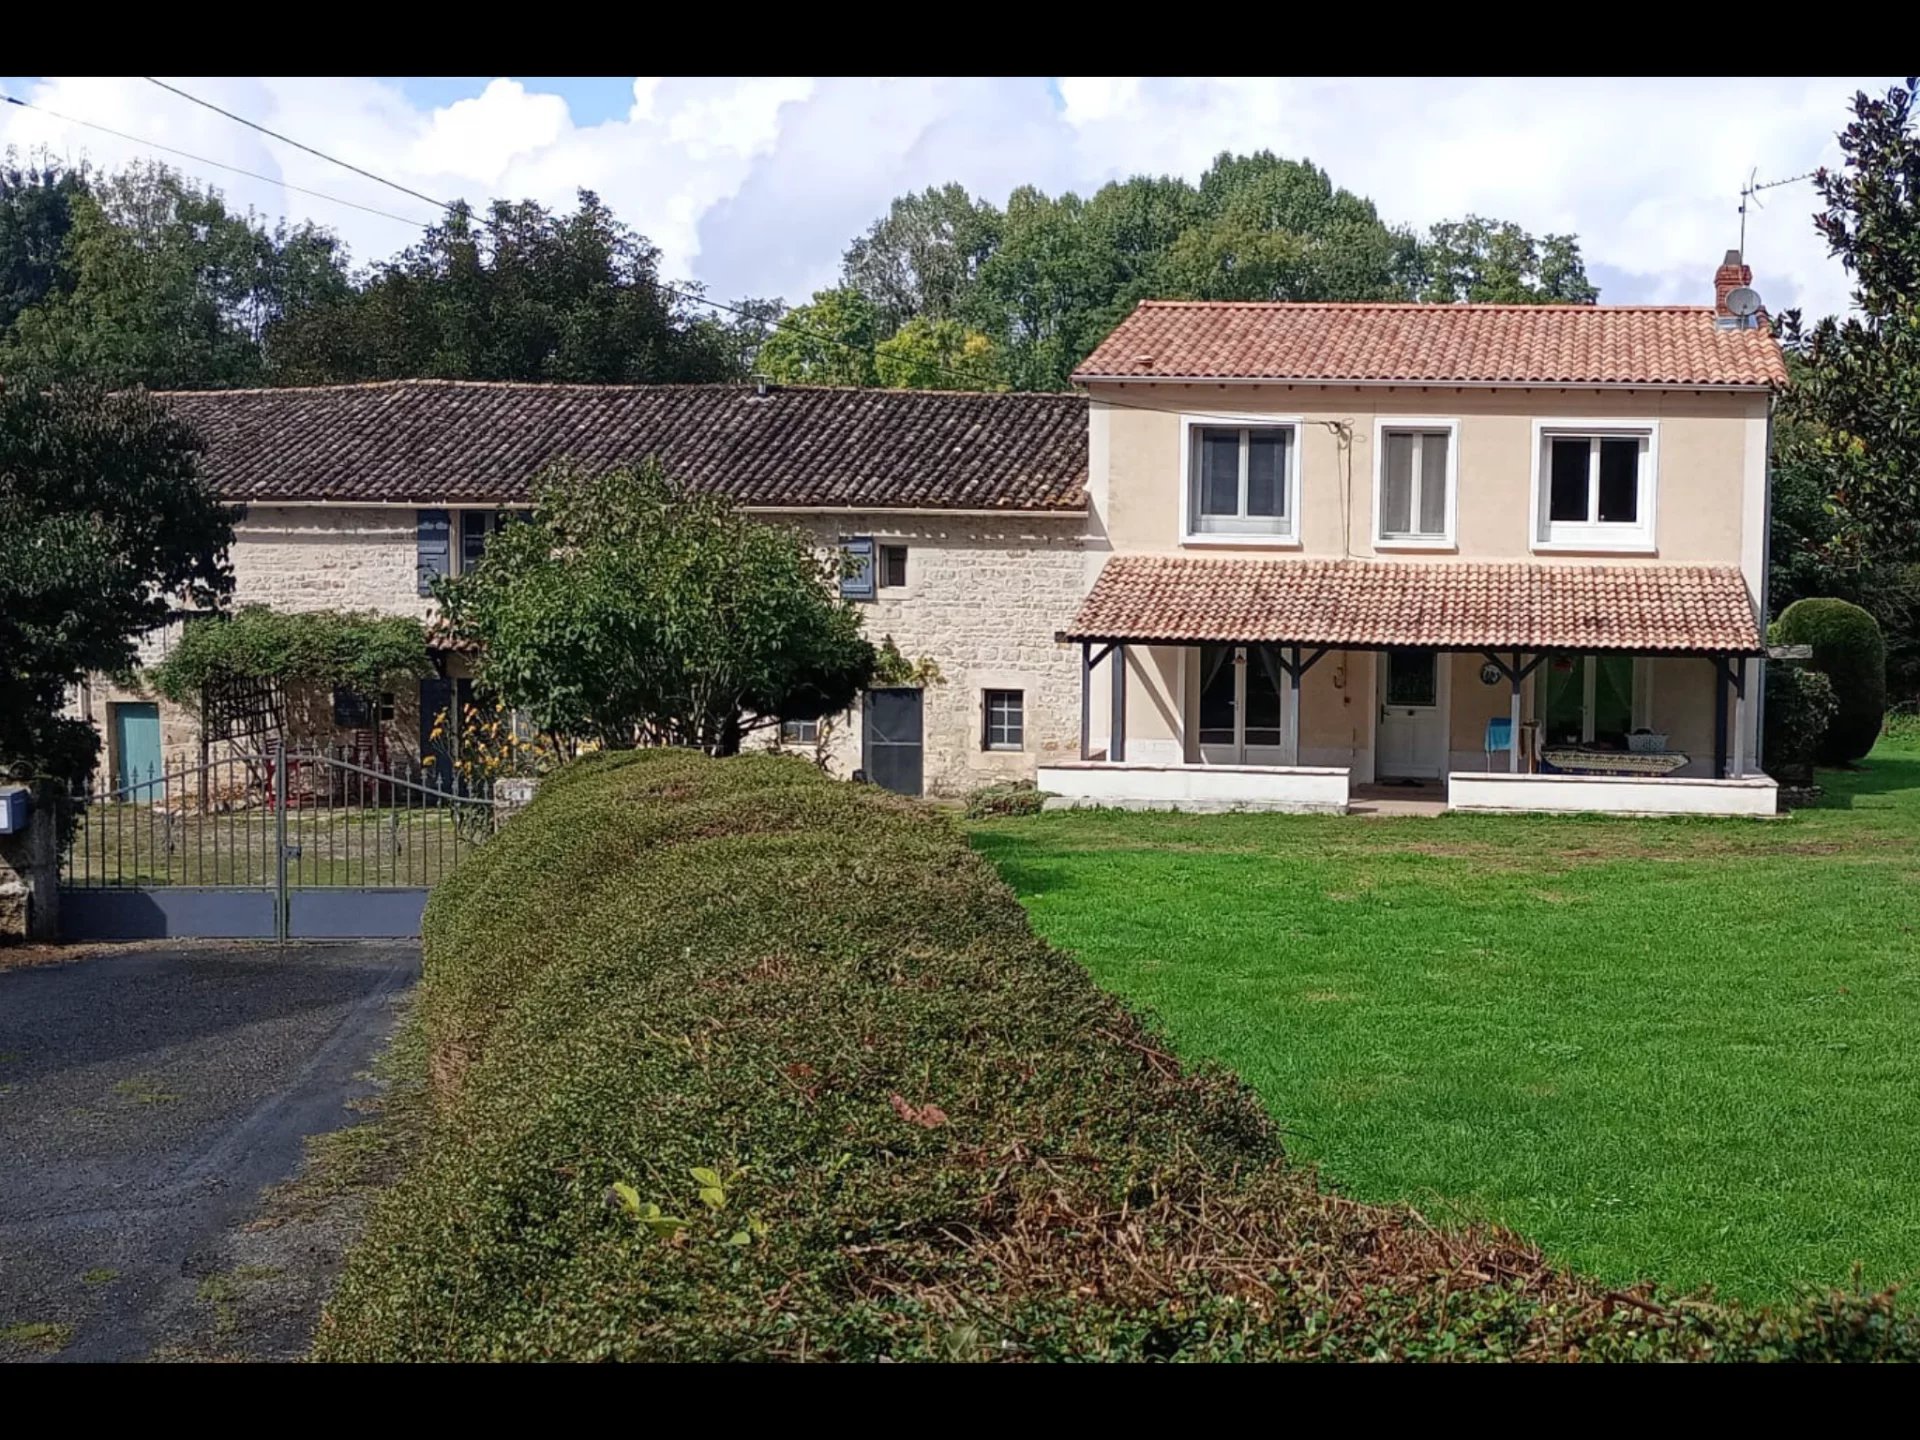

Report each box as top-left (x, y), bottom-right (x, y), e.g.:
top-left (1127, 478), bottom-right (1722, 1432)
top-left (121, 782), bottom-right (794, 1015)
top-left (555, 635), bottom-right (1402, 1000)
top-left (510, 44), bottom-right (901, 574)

top-left (2, 93), bottom-right (437, 229)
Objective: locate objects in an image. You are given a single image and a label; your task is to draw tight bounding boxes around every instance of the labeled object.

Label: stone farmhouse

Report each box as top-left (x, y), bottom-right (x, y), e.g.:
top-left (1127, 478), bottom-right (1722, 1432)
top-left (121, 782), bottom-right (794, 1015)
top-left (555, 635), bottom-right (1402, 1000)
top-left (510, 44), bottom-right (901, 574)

top-left (80, 252), bottom-right (1788, 816)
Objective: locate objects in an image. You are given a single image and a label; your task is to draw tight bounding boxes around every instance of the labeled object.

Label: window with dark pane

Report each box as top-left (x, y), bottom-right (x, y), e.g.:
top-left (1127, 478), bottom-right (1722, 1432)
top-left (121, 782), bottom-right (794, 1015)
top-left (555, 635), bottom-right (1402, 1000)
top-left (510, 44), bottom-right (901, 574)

top-left (1384, 648), bottom-right (1437, 707)
top-left (1597, 438), bottom-right (1639, 523)
top-left (1197, 428), bottom-right (1241, 516)
top-left (1549, 438), bottom-right (1590, 522)
top-left (879, 544), bottom-right (908, 588)
top-left (332, 688), bottom-right (372, 728)
top-left (1243, 647), bottom-right (1283, 747)
top-left (780, 717), bottom-right (819, 743)
top-left (1246, 431), bottom-right (1288, 517)
top-left (1198, 645), bottom-right (1237, 746)
top-left (984, 690), bottom-right (1024, 750)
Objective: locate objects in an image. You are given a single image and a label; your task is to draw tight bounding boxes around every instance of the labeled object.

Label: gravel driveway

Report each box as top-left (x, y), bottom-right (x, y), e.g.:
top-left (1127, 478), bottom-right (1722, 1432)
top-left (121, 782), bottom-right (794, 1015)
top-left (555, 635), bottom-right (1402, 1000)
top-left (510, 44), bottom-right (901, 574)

top-left (0, 941), bottom-right (417, 1362)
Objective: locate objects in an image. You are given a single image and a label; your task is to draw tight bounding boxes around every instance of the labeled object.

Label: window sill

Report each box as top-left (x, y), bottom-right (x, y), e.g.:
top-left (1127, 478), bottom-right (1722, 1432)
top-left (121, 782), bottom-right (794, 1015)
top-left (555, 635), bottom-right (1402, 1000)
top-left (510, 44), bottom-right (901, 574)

top-left (1181, 534), bottom-right (1302, 550)
top-left (984, 745), bottom-right (1025, 753)
top-left (1374, 538), bottom-right (1457, 553)
top-left (1531, 537), bottom-right (1658, 556)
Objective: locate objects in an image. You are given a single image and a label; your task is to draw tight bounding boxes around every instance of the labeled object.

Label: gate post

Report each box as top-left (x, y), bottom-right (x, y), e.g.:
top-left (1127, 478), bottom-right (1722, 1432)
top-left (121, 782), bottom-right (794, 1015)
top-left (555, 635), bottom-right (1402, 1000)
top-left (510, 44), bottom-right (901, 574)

top-left (273, 742), bottom-right (289, 943)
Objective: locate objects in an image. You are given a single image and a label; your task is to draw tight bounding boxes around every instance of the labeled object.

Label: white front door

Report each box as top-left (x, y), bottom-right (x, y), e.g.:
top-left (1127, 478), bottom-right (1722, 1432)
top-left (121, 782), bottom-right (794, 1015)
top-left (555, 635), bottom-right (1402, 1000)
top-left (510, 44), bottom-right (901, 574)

top-left (1376, 648), bottom-right (1447, 779)
top-left (1196, 643), bottom-right (1287, 765)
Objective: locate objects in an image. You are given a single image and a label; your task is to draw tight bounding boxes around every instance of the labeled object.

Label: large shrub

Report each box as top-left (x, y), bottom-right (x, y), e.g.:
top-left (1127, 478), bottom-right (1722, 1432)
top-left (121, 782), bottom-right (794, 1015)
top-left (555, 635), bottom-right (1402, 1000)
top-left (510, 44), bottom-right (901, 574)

top-left (1772, 598), bottom-right (1888, 764)
top-left (1762, 664), bottom-right (1839, 784)
top-left (316, 751), bottom-right (1920, 1361)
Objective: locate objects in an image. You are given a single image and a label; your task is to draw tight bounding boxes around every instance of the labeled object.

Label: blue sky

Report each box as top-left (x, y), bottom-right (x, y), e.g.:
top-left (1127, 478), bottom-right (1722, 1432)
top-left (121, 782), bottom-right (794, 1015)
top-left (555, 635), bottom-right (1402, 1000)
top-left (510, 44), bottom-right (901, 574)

top-left (0, 76), bottom-right (1892, 320)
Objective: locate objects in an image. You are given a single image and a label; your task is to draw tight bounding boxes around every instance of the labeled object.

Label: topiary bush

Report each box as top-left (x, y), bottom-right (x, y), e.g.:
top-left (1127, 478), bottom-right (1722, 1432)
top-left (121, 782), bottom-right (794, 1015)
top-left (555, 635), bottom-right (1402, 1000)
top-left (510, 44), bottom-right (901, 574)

top-left (1762, 664), bottom-right (1839, 784)
top-left (962, 779), bottom-right (1046, 819)
top-left (315, 750), bottom-right (1920, 1362)
top-left (1772, 599), bottom-right (1887, 765)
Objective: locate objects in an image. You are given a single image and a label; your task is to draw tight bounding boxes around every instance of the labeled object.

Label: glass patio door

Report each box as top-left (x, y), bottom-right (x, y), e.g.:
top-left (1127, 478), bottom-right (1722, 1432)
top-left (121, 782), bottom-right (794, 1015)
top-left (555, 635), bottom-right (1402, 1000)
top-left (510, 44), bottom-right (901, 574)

top-left (1197, 644), bottom-right (1287, 765)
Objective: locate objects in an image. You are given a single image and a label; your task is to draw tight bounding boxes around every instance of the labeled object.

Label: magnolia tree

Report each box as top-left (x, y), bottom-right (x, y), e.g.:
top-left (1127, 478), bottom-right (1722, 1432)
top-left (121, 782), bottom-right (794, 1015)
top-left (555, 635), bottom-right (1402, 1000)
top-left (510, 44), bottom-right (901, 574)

top-left (437, 461), bottom-right (877, 755)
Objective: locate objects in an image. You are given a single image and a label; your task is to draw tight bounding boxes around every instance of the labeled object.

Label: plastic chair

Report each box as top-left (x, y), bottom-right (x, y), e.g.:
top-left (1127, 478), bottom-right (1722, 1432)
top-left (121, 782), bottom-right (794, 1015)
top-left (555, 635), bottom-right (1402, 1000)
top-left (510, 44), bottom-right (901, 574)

top-left (1484, 716), bottom-right (1513, 771)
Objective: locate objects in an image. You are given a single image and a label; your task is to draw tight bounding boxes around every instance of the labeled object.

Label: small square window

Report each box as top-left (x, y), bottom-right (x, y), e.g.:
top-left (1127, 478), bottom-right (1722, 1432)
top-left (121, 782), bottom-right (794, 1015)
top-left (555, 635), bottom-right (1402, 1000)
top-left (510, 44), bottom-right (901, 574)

top-left (1536, 427), bottom-right (1655, 550)
top-left (1187, 423), bottom-right (1296, 537)
top-left (983, 690), bottom-right (1024, 751)
top-left (879, 544), bottom-right (908, 588)
top-left (332, 688), bottom-right (372, 728)
top-left (780, 717), bottom-right (819, 744)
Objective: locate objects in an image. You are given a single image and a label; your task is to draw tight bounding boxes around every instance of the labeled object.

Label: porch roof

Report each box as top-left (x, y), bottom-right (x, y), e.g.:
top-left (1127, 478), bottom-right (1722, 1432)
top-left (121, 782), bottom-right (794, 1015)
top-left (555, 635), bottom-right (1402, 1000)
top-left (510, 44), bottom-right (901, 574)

top-left (1063, 556), bottom-right (1763, 655)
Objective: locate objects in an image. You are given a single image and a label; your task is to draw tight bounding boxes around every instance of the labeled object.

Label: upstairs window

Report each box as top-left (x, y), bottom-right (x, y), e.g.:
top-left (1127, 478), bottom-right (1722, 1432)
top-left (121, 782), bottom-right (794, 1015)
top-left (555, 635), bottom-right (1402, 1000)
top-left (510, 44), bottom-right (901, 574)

top-left (1534, 424), bottom-right (1656, 551)
top-left (1376, 423), bottom-right (1456, 547)
top-left (878, 544), bottom-right (908, 589)
top-left (1185, 421), bottom-right (1297, 539)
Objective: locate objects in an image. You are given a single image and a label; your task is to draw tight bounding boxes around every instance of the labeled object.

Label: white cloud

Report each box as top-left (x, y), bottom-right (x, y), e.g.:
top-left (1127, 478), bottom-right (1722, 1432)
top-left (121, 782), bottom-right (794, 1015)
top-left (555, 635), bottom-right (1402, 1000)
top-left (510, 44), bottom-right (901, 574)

top-left (0, 75), bottom-right (1893, 319)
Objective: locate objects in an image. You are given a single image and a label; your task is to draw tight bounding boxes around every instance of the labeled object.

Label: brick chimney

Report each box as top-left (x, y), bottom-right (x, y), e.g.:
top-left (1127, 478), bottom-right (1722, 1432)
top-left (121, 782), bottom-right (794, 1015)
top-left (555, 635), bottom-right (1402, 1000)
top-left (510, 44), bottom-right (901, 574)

top-left (1714, 248), bottom-right (1752, 324)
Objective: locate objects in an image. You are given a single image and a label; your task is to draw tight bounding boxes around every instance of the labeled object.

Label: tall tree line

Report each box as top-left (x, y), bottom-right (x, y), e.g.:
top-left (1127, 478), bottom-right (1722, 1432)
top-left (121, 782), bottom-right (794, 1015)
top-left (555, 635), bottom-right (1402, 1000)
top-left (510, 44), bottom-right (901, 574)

top-left (763, 153), bottom-right (1599, 391)
top-left (2, 149), bottom-right (1596, 396)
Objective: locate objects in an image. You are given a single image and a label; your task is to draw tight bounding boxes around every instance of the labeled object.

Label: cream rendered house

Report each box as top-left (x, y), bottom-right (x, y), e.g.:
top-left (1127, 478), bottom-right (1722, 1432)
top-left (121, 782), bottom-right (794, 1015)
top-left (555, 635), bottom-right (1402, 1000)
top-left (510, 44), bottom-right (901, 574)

top-left (1045, 254), bottom-right (1785, 816)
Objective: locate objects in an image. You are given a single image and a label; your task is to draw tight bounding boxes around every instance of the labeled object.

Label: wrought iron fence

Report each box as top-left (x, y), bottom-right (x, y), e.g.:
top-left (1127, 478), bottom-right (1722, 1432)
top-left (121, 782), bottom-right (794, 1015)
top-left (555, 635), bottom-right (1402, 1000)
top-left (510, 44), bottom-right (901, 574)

top-left (62, 746), bottom-right (496, 890)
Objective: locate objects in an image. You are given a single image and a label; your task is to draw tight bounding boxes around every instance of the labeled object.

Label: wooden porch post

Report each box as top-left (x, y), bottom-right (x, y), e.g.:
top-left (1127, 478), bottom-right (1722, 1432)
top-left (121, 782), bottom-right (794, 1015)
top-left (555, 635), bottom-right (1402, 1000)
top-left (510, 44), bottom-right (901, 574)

top-left (1287, 644), bottom-right (1303, 766)
top-left (1509, 650), bottom-right (1523, 774)
top-left (1712, 655), bottom-right (1730, 779)
top-left (1079, 641), bottom-right (1091, 762)
top-left (1110, 644), bottom-right (1127, 763)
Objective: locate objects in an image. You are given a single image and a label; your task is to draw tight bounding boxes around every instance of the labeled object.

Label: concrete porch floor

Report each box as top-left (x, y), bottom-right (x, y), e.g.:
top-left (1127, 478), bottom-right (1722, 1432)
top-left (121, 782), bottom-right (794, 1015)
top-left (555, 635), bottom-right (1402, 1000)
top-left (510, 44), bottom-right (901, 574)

top-left (1348, 780), bottom-right (1448, 818)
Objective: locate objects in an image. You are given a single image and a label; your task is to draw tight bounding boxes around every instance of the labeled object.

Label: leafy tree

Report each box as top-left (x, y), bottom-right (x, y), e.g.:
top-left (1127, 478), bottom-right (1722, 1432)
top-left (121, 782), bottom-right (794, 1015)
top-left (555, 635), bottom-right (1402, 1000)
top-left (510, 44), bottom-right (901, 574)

top-left (0, 152), bottom-right (85, 331)
top-left (437, 460), bottom-right (876, 755)
top-left (1412, 215), bottom-right (1599, 304)
top-left (754, 287), bottom-right (883, 387)
top-left (263, 191), bottom-right (743, 386)
top-left (0, 382), bottom-right (233, 787)
top-left (2, 162), bottom-right (349, 390)
top-left (1776, 80), bottom-right (1920, 557)
top-left (842, 183), bottom-right (1000, 329)
top-left (873, 316), bottom-right (1006, 390)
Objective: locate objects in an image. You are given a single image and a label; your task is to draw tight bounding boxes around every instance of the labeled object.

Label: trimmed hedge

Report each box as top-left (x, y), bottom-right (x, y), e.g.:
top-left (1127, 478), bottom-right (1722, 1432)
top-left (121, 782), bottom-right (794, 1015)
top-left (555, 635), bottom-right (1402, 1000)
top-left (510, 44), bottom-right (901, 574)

top-left (317, 750), bottom-right (1920, 1361)
top-left (1762, 663), bottom-right (1839, 784)
top-left (1773, 598), bottom-right (1887, 764)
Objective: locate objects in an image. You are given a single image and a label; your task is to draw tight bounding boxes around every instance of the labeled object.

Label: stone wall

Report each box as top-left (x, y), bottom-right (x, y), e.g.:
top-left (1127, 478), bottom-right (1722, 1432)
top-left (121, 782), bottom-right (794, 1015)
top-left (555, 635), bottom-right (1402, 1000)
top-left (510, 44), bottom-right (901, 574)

top-left (82, 504), bottom-right (1092, 799)
top-left (768, 512), bottom-right (1087, 795)
top-left (0, 789), bottom-right (58, 941)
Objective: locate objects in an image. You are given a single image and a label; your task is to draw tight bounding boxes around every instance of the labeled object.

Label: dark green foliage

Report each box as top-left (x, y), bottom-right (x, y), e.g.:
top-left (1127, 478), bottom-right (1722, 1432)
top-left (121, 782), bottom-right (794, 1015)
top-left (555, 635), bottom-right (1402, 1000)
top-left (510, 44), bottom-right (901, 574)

top-left (0, 382), bottom-right (232, 785)
top-left (1774, 599), bottom-right (1889, 763)
top-left (1776, 81), bottom-right (1920, 558)
top-left (1761, 664), bottom-right (1839, 783)
top-left (263, 192), bottom-right (752, 387)
top-left (0, 154), bottom-right (84, 331)
top-left (317, 751), bottom-right (1920, 1361)
top-left (1, 162), bottom-right (350, 390)
top-left (437, 462), bottom-right (875, 753)
top-left (962, 779), bottom-right (1046, 819)
top-left (146, 606), bottom-right (431, 706)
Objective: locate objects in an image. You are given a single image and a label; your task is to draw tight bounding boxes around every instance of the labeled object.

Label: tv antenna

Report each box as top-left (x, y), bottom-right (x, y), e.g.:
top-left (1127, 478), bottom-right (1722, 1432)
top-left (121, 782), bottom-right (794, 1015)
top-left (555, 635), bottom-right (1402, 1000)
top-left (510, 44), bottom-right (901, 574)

top-left (1738, 166), bottom-right (1819, 258)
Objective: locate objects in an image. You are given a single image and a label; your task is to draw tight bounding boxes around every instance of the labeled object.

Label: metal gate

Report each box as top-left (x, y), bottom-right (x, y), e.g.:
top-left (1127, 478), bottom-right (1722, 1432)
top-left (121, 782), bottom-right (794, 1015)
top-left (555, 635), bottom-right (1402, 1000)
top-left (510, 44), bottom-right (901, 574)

top-left (60, 748), bottom-right (495, 941)
top-left (862, 687), bottom-right (924, 797)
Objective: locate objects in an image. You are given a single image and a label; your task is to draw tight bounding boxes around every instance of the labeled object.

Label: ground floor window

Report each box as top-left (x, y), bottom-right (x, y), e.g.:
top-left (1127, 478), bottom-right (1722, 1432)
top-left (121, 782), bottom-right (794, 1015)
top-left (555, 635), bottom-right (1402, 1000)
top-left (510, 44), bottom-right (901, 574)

top-left (780, 717), bottom-right (819, 744)
top-left (984, 689), bottom-right (1024, 750)
top-left (1539, 653), bottom-right (1633, 747)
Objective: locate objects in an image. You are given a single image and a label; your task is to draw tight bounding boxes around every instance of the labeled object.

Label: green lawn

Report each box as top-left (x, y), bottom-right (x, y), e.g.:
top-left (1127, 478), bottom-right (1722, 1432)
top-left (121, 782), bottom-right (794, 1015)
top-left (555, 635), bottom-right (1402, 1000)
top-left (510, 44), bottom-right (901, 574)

top-left (966, 737), bottom-right (1920, 1303)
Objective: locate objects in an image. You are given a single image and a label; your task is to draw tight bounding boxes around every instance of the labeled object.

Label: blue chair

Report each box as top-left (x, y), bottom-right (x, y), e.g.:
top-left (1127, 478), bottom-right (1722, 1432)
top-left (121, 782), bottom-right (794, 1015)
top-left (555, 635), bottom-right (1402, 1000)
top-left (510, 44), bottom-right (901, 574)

top-left (1484, 716), bottom-right (1514, 771)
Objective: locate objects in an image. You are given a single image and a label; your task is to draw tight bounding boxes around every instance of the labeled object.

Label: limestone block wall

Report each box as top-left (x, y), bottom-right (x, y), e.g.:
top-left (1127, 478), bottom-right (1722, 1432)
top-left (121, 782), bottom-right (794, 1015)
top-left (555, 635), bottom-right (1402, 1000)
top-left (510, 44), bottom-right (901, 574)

top-left (769, 512), bottom-right (1089, 795)
top-left (229, 506), bottom-right (430, 619)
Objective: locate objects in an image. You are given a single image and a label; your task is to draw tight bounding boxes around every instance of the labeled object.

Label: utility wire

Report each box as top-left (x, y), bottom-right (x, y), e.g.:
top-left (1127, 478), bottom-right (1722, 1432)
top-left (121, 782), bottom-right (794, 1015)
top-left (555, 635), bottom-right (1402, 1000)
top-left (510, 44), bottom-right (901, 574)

top-left (143, 76), bottom-right (456, 214)
top-left (2, 94), bottom-right (438, 229)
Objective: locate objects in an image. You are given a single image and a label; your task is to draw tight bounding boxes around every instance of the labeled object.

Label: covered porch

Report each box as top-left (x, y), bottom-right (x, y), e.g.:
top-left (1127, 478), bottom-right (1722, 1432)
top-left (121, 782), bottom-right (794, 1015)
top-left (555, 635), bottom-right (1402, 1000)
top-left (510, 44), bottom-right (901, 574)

top-left (1044, 557), bottom-right (1774, 817)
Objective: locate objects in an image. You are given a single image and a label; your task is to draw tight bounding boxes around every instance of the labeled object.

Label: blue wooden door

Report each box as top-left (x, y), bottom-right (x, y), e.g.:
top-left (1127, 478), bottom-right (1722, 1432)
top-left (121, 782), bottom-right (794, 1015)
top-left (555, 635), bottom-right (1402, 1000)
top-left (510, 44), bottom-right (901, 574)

top-left (113, 702), bottom-right (163, 795)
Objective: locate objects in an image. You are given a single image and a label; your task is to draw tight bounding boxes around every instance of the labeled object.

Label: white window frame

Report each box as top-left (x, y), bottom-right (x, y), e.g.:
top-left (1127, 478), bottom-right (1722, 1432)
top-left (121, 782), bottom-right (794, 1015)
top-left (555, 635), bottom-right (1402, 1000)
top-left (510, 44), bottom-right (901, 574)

top-left (779, 717), bottom-right (819, 744)
top-left (1371, 418), bottom-right (1460, 551)
top-left (983, 689), bottom-right (1025, 752)
top-left (451, 506), bottom-right (529, 575)
top-left (1178, 414), bottom-right (1303, 547)
top-left (1529, 419), bottom-right (1659, 554)
top-left (877, 543), bottom-right (909, 590)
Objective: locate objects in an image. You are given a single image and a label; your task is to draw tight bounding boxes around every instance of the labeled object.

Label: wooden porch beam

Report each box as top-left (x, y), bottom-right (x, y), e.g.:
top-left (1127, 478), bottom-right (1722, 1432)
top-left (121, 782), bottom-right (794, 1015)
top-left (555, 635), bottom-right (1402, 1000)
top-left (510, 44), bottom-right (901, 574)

top-left (1110, 643), bottom-right (1127, 764)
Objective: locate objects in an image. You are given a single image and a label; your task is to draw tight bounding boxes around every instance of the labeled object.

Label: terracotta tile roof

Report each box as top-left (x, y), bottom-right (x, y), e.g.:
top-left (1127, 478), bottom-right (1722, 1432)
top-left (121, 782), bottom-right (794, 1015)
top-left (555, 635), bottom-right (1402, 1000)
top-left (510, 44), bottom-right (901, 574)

top-left (155, 379), bottom-right (1088, 511)
top-left (1073, 301), bottom-right (1788, 388)
top-left (1065, 556), bottom-right (1762, 654)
